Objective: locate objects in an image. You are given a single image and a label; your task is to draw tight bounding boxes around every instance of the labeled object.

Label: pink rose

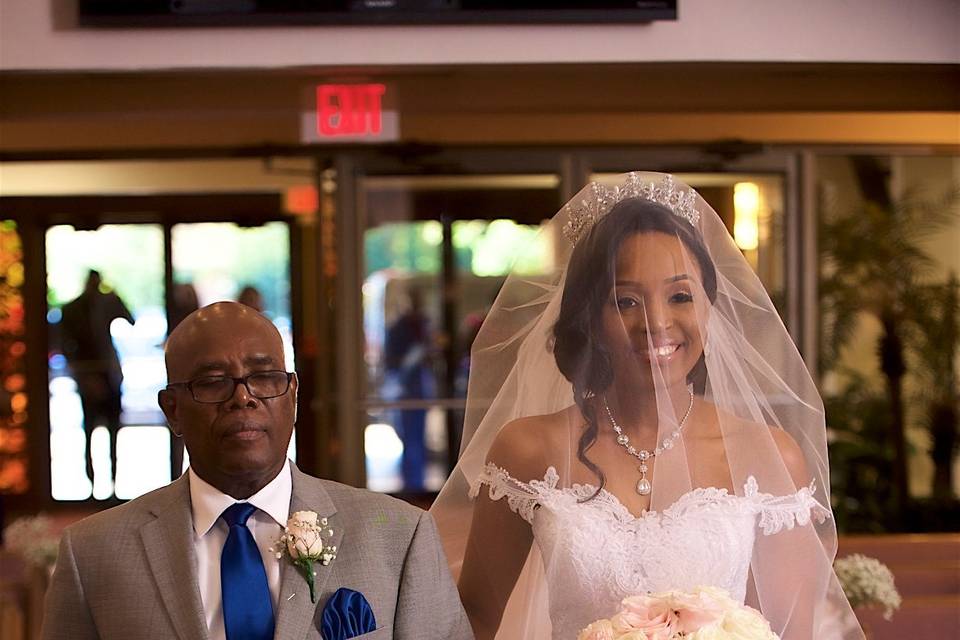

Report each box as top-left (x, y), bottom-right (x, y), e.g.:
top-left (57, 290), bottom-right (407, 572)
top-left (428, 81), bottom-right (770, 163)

top-left (614, 595), bottom-right (678, 639)
top-left (664, 590), bottom-right (725, 634)
top-left (576, 619), bottom-right (615, 640)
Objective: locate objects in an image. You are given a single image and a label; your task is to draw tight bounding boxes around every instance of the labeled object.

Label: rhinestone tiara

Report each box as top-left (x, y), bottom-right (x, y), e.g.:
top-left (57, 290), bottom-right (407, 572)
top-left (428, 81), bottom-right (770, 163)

top-left (561, 173), bottom-right (700, 246)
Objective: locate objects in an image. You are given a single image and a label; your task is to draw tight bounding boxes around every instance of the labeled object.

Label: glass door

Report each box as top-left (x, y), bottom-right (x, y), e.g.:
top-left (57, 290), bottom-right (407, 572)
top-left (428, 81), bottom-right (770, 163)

top-left (338, 150), bottom-right (800, 493)
top-left (355, 174), bottom-right (561, 493)
top-left (46, 223), bottom-right (168, 500)
top-left (45, 216), bottom-right (295, 501)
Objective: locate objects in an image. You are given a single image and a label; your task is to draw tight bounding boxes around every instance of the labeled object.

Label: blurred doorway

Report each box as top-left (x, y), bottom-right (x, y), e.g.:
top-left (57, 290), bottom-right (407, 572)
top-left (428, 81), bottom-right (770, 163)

top-left (3, 192), bottom-right (298, 502)
top-left (340, 172), bottom-right (562, 493)
top-left (47, 223), bottom-right (166, 500)
top-left (334, 149), bottom-right (800, 494)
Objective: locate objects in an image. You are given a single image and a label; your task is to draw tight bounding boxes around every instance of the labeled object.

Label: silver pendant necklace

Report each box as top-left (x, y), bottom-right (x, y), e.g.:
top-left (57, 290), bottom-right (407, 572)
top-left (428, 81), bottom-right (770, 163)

top-left (602, 386), bottom-right (695, 496)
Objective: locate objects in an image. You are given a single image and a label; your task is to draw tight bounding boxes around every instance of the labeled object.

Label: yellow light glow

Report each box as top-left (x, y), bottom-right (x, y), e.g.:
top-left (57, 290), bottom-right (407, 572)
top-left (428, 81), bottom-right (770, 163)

top-left (10, 392), bottom-right (27, 413)
top-left (420, 221), bottom-right (443, 246)
top-left (733, 182), bottom-right (760, 251)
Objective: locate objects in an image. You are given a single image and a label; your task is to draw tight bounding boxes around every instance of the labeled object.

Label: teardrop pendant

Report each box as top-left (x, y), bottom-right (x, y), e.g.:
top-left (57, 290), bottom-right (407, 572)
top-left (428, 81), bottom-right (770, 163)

top-left (636, 478), bottom-right (652, 495)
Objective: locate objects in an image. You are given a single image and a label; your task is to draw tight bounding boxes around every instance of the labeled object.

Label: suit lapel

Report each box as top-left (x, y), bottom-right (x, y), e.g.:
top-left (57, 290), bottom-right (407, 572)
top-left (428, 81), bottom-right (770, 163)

top-left (273, 464), bottom-right (341, 640)
top-left (140, 475), bottom-right (209, 640)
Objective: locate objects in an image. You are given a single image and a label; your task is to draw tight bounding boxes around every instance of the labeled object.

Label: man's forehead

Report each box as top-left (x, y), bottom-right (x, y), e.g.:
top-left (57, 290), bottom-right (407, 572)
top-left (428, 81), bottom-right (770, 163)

top-left (189, 352), bottom-right (282, 373)
top-left (181, 331), bottom-right (281, 359)
top-left (167, 322), bottom-right (284, 377)
top-left (188, 347), bottom-right (283, 368)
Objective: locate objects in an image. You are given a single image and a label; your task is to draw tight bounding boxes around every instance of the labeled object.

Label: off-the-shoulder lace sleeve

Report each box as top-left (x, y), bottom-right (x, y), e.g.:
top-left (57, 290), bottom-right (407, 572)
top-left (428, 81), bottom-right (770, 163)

top-left (469, 462), bottom-right (557, 524)
top-left (742, 476), bottom-right (832, 536)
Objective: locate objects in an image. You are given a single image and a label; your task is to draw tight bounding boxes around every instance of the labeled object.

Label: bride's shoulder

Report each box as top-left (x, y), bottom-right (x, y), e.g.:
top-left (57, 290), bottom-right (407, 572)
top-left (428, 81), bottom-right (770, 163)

top-left (765, 424), bottom-right (808, 488)
top-left (485, 405), bottom-right (581, 482)
top-left (701, 401), bottom-right (809, 488)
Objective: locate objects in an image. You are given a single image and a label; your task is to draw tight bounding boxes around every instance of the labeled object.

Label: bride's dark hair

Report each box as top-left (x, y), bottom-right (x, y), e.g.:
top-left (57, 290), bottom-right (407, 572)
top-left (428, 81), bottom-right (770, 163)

top-left (552, 197), bottom-right (717, 494)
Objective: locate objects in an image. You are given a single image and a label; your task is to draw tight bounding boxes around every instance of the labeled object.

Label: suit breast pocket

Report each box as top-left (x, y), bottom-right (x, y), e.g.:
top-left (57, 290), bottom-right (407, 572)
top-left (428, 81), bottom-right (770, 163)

top-left (348, 627), bottom-right (391, 639)
top-left (309, 626), bottom-right (391, 640)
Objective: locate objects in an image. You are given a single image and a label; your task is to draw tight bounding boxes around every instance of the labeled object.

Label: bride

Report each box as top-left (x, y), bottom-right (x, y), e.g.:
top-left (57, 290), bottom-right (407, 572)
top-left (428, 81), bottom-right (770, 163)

top-left (430, 173), bottom-right (864, 639)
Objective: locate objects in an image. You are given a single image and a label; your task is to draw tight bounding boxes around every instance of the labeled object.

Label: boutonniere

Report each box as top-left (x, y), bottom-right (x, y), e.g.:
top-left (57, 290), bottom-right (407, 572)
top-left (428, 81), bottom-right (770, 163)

top-left (273, 510), bottom-right (338, 603)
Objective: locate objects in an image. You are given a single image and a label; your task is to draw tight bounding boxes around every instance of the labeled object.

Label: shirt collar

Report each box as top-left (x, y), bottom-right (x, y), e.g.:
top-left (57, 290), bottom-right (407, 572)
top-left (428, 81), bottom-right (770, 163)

top-left (188, 459), bottom-right (292, 537)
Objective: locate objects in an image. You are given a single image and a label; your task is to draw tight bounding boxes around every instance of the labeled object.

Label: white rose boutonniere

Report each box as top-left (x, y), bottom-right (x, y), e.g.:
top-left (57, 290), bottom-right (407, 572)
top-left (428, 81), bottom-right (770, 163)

top-left (272, 510), bottom-right (337, 603)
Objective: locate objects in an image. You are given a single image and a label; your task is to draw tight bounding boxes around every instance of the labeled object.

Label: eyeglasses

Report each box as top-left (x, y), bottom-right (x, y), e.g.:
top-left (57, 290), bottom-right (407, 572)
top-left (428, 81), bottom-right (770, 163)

top-left (166, 371), bottom-right (294, 404)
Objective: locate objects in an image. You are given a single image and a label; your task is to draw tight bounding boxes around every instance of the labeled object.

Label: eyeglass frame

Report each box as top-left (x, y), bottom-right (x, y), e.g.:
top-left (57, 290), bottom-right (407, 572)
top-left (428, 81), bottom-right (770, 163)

top-left (165, 370), bottom-right (295, 404)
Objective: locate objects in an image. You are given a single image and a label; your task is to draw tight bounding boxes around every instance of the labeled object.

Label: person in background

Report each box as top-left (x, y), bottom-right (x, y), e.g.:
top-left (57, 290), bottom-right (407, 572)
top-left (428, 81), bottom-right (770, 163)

top-left (170, 282), bottom-right (200, 332)
top-left (238, 284), bottom-right (265, 313)
top-left (383, 289), bottom-right (434, 491)
top-left (59, 270), bottom-right (134, 489)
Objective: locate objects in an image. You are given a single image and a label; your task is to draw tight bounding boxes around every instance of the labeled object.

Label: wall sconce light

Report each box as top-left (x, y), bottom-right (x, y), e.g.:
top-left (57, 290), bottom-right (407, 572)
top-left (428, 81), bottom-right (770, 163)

top-left (733, 182), bottom-right (760, 251)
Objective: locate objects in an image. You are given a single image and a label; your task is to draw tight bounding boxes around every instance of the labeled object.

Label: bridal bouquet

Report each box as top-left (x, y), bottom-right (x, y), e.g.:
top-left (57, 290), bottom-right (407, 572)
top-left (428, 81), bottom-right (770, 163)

top-left (578, 586), bottom-right (779, 640)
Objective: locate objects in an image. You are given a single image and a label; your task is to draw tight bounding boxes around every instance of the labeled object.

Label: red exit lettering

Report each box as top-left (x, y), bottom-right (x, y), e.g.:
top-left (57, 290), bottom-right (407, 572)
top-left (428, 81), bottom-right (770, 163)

top-left (316, 84), bottom-right (386, 137)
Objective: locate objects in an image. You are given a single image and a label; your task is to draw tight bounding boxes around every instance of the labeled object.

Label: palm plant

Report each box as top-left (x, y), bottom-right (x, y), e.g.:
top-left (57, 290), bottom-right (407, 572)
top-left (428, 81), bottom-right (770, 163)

top-left (825, 370), bottom-right (897, 531)
top-left (820, 188), bottom-right (958, 509)
top-left (910, 273), bottom-right (960, 501)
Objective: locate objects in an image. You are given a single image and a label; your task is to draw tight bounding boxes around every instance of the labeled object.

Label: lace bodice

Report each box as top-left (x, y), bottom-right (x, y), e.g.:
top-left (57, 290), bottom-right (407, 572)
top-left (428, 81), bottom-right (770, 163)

top-left (471, 463), bottom-right (830, 639)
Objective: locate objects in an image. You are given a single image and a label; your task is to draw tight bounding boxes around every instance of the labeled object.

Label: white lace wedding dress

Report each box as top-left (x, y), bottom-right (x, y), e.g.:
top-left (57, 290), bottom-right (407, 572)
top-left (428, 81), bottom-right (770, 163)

top-left (471, 463), bottom-right (831, 639)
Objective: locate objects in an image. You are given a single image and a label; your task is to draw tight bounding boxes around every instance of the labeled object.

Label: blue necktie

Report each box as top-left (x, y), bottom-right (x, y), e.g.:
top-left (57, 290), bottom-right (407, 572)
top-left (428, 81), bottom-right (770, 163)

top-left (221, 503), bottom-right (275, 640)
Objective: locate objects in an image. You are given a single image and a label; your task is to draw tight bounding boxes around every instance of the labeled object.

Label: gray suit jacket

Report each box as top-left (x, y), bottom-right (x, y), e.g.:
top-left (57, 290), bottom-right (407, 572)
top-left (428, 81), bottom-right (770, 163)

top-left (41, 464), bottom-right (473, 640)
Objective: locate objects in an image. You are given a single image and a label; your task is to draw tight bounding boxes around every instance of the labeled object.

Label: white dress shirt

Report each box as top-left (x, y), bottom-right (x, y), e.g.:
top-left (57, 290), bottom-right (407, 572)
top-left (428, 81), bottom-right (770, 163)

top-left (189, 459), bottom-right (291, 640)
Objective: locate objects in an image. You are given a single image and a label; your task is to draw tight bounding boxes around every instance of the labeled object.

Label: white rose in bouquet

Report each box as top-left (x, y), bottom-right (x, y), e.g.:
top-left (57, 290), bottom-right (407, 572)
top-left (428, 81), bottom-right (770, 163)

top-left (579, 586), bottom-right (780, 640)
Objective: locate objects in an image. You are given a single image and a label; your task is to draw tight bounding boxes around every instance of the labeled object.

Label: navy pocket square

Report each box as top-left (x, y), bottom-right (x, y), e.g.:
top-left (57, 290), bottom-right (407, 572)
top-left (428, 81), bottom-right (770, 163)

top-left (320, 587), bottom-right (377, 640)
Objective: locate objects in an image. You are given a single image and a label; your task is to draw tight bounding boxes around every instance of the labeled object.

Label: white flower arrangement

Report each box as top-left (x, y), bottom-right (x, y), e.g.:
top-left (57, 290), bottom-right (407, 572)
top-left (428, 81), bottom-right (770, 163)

top-left (272, 510), bottom-right (337, 603)
top-left (834, 554), bottom-right (902, 620)
top-left (2, 514), bottom-right (60, 569)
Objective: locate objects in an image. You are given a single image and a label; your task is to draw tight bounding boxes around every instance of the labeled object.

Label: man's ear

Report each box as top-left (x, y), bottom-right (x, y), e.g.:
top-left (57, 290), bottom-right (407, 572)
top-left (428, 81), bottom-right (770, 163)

top-left (289, 372), bottom-right (299, 423)
top-left (158, 389), bottom-right (181, 437)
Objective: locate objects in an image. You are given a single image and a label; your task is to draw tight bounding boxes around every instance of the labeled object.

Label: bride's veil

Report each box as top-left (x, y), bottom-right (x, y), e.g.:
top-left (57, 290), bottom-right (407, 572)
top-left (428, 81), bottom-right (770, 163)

top-left (430, 172), bottom-right (863, 639)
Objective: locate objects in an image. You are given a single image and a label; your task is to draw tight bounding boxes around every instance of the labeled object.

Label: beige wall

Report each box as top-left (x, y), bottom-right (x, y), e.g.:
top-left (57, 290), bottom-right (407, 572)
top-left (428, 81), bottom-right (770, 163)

top-left (3, 64), bottom-right (958, 153)
top-left (0, 159), bottom-right (314, 196)
top-left (1, 0), bottom-right (958, 72)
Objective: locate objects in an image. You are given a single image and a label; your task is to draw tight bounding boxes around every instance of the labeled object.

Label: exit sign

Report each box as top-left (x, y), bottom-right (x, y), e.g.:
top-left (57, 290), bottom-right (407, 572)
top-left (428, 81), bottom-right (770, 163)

top-left (302, 83), bottom-right (399, 143)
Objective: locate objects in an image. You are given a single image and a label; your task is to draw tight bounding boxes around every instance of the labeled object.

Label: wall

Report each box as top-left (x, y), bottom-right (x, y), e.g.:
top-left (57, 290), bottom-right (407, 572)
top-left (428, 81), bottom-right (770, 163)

top-left (3, 66), bottom-right (958, 154)
top-left (0, 159), bottom-right (315, 195)
top-left (1, 0), bottom-right (958, 72)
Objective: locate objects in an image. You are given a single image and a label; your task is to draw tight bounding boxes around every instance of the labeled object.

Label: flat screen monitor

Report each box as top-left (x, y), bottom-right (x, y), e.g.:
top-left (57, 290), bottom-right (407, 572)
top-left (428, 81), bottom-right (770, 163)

top-left (78, 1), bottom-right (678, 27)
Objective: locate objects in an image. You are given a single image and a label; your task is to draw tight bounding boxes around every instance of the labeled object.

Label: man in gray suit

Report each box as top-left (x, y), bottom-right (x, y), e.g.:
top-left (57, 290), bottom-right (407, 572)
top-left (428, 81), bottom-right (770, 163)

top-left (42, 302), bottom-right (473, 640)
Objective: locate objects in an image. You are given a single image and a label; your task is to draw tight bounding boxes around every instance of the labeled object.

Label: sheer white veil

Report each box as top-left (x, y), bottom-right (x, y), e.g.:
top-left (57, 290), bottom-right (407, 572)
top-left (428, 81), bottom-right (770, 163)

top-left (431, 172), bottom-right (863, 640)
